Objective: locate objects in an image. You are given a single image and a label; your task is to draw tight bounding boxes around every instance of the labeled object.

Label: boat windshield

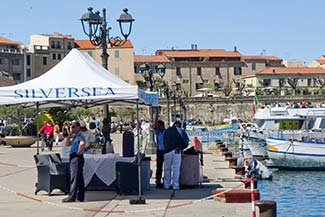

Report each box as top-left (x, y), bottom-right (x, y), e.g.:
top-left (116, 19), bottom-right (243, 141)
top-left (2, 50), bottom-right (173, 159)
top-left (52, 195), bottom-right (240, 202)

top-left (301, 118), bottom-right (315, 130)
top-left (255, 119), bottom-right (265, 128)
top-left (320, 119), bottom-right (325, 129)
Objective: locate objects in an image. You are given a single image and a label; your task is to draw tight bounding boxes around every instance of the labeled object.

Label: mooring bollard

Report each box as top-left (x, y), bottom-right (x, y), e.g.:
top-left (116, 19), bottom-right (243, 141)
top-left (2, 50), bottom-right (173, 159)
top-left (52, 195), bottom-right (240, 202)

top-left (232, 166), bottom-right (245, 176)
top-left (241, 178), bottom-right (258, 189)
top-left (220, 147), bottom-right (228, 152)
top-left (255, 200), bottom-right (277, 217)
top-left (226, 157), bottom-right (237, 167)
top-left (223, 151), bottom-right (232, 158)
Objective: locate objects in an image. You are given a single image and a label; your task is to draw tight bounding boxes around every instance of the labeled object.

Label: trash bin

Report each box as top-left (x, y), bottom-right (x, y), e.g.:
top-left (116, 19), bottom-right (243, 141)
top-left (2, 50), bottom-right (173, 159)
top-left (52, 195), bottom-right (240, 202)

top-left (255, 200), bottom-right (276, 217)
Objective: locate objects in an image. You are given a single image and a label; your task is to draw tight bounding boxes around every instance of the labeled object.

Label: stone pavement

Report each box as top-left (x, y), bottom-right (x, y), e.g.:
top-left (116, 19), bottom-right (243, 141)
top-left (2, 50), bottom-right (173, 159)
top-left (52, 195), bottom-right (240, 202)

top-left (0, 133), bottom-right (251, 217)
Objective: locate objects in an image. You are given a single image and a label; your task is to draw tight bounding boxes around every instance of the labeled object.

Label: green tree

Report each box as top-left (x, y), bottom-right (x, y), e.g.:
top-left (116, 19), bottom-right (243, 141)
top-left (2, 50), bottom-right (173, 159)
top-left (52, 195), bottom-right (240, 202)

top-left (47, 107), bottom-right (72, 123)
top-left (222, 82), bottom-right (233, 96)
top-left (0, 105), bottom-right (34, 123)
top-left (255, 87), bottom-right (264, 96)
top-left (287, 77), bottom-right (298, 95)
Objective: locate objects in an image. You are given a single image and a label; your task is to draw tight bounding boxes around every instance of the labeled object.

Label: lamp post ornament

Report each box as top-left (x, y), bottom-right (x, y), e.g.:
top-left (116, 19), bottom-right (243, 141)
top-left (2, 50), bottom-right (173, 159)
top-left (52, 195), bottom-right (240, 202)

top-left (80, 7), bottom-right (134, 118)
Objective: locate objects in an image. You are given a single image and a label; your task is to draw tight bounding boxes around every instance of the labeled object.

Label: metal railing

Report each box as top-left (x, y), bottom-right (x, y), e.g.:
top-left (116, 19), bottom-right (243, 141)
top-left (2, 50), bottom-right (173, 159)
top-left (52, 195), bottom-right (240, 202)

top-left (186, 129), bottom-right (237, 143)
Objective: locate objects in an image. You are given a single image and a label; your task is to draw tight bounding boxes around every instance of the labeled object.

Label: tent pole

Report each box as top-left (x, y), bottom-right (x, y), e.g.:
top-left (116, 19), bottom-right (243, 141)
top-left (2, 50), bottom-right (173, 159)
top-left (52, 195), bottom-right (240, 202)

top-left (36, 102), bottom-right (39, 155)
top-left (130, 100), bottom-right (145, 204)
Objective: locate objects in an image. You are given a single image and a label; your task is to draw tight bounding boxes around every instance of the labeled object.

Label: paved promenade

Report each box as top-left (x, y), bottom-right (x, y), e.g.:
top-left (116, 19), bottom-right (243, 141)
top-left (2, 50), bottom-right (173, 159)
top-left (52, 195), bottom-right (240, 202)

top-left (0, 133), bottom-right (251, 217)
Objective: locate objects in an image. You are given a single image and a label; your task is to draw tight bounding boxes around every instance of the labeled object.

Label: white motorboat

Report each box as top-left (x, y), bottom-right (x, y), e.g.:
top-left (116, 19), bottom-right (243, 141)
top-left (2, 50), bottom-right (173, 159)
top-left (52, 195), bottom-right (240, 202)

top-left (267, 137), bottom-right (325, 169)
top-left (243, 106), bottom-right (325, 158)
top-left (265, 108), bottom-right (325, 169)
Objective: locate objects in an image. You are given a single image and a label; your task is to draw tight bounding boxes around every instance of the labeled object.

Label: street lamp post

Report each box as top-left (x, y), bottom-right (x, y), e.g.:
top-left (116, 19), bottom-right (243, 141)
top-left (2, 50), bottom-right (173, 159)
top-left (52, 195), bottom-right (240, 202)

top-left (163, 83), bottom-right (171, 125)
top-left (139, 63), bottom-right (166, 154)
top-left (81, 7), bottom-right (144, 204)
top-left (80, 7), bottom-right (134, 118)
top-left (139, 63), bottom-right (166, 91)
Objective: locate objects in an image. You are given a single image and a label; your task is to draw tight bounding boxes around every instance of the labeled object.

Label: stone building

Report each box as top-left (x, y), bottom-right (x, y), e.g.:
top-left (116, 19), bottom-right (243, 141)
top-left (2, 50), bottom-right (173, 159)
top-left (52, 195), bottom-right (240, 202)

top-left (135, 47), bottom-right (283, 97)
top-left (0, 72), bottom-right (15, 87)
top-left (255, 67), bottom-right (325, 95)
top-left (308, 55), bottom-right (325, 68)
top-left (26, 32), bottom-right (74, 79)
top-left (75, 39), bottom-right (135, 84)
top-left (134, 55), bottom-right (171, 90)
top-left (0, 36), bottom-right (24, 83)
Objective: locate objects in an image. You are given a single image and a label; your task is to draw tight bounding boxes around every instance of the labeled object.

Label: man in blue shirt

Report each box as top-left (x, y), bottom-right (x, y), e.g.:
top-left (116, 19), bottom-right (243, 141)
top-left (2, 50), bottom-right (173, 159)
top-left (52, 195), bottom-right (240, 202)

top-left (154, 119), bottom-right (165, 188)
top-left (62, 121), bottom-right (86, 203)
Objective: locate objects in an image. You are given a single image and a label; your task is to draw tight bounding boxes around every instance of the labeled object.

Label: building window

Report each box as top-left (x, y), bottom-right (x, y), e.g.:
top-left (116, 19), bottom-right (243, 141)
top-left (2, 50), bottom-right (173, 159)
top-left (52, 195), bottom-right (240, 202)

top-left (215, 67), bottom-right (222, 78)
top-left (307, 78), bottom-right (312, 86)
top-left (0, 58), bottom-right (8, 65)
top-left (52, 53), bottom-right (56, 60)
top-left (26, 55), bottom-right (31, 66)
top-left (114, 67), bottom-right (119, 76)
top-left (263, 79), bottom-right (271, 87)
top-left (176, 83), bottom-right (181, 91)
top-left (195, 83), bottom-right (203, 90)
top-left (58, 54), bottom-right (62, 60)
top-left (12, 59), bottom-right (20, 65)
top-left (13, 73), bottom-right (21, 81)
top-left (55, 41), bottom-right (61, 49)
top-left (197, 67), bottom-right (202, 76)
top-left (87, 51), bottom-right (93, 57)
top-left (215, 82), bottom-right (223, 90)
top-left (67, 42), bottom-right (72, 49)
top-left (183, 80), bottom-right (189, 84)
top-left (26, 68), bottom-right (31, 77)
top-left (279, 78), bottom-right (285, 87)
top-left (252, 63), bottom-right (256, 71)
top-left (43, 56), bottom-right (47, 65)
top-left (114, 50), bottom-right (120, 58)
top-left (50, 41), bottom-right (55, 49)
top-left (234, 67), bottom-right (242, 75)
top-left (176, 67), bottom-right (181, 77)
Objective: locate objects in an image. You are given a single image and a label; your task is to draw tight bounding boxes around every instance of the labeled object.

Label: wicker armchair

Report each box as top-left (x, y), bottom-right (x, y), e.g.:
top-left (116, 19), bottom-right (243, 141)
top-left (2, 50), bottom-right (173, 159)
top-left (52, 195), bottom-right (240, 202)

top-left (34, 153), bottom-right (70, 195)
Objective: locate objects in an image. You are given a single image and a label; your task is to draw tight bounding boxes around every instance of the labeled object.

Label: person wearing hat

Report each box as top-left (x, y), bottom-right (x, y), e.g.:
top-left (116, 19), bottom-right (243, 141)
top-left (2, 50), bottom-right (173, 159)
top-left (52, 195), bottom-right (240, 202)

top-left (80, 121), bottom-right (92, 152)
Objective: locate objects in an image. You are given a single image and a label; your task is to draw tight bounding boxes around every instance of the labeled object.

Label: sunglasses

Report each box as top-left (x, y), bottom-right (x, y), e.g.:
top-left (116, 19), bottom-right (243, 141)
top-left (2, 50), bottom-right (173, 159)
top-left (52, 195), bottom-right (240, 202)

top-left (71, 125), bottom-right (76, 129)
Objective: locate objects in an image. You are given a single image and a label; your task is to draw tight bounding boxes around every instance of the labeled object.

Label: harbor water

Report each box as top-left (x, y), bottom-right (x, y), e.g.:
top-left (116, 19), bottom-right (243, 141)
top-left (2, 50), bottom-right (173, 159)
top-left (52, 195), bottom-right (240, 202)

top-left (258, 170), bottom-right (325, 217)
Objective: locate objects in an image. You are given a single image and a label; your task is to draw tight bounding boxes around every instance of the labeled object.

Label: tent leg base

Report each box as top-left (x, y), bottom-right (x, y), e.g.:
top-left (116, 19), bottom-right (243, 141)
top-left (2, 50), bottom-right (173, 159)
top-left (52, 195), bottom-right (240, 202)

top-left (129, 197), bottom-right (146, 205)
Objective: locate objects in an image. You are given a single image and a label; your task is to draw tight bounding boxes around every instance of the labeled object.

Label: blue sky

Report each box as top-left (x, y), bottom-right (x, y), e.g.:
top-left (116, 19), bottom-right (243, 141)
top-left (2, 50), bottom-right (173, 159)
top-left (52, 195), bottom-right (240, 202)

top-left (1, 0), bottom-right (325, 63)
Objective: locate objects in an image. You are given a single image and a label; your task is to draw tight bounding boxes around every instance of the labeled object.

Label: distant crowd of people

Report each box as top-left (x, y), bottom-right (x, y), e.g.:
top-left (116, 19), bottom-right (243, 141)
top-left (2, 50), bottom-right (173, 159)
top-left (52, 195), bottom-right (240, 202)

top-left (261, 101), bottom-right (322, 109)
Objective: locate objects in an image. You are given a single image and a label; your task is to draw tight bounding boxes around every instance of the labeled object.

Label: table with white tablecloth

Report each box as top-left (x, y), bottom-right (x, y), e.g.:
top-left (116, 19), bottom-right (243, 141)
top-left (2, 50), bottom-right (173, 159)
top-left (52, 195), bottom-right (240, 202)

top-left (83, 154), bottom-right (135, 189)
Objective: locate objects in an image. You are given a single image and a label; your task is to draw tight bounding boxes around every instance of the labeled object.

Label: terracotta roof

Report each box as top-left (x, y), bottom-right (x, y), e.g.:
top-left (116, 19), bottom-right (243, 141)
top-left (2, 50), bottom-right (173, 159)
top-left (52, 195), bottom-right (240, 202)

top-left (0, 36), bottom-right (22, 45)
top-left (134, 55), bottom-right (170, 63)
top-left (74, 39), bottom-right (133, 49)
top-left (242, 55), bottom-right (282, 61)
top-left (316, 59), bottom-right (325, 65)
top-left (155, 49), bottom-right (241, 58)
top-left (256, 67), bottom-right (325, 75)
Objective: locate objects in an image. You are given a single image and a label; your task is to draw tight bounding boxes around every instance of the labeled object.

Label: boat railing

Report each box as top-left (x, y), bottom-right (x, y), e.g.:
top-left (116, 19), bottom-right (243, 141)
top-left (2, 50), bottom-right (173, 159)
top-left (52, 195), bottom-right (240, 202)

top-left (264, 128), bottom-right (325, 142)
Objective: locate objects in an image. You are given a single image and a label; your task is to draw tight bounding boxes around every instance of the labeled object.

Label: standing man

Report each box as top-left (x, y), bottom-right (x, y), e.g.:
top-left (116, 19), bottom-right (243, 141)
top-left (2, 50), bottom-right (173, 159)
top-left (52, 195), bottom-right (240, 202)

top-left (154, 119), bottom-right (165, 188)
top-left (163, 121), bottom-right (189, 190)
top-left (62, 121), bottom-right (86, 203)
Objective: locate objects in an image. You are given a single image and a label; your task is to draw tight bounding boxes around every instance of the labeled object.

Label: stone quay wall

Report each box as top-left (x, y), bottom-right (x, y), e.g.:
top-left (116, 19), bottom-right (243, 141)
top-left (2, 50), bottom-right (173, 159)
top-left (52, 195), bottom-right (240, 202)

top-left (158, 95), bottom-right (325, 124)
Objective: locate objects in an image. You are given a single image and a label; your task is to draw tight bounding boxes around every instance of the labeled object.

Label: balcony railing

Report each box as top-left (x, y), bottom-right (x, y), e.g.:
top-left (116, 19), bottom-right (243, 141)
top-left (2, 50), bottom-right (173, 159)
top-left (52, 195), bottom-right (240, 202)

top-left (0, 48), bottom-right (23, 54)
